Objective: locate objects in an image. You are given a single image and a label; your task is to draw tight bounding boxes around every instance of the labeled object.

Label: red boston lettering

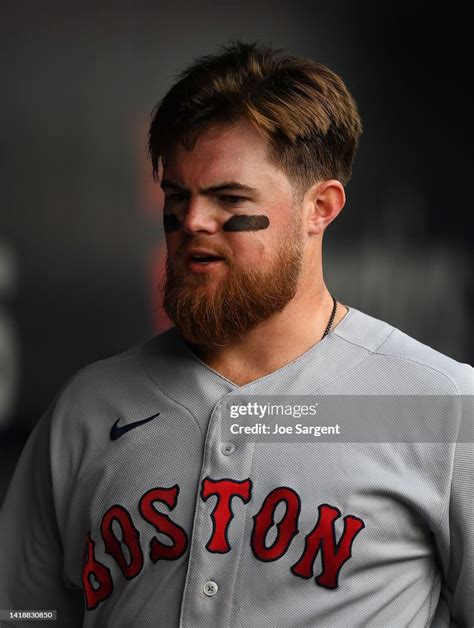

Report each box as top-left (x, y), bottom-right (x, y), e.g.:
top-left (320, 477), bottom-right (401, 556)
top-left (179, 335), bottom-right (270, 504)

top-left (201, 477), bottom-right (252, 553)
top-left (251, 486), bottom-right (300, 561)
top-left (291, 503), bottom-right (365, 589)
top-left (83, 481), bottom-right (366, 613)
top-left (139, 485), bottom-right (188, 562)
top-left (101, 505), bottom-right (144, 579)
top-left (82, 532), bottom-right (113, 610)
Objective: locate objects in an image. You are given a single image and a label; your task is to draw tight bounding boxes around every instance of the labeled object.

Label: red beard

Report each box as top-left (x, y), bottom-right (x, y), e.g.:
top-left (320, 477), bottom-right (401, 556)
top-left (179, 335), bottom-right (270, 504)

top-left (163, 234), bottom-right (303, 346)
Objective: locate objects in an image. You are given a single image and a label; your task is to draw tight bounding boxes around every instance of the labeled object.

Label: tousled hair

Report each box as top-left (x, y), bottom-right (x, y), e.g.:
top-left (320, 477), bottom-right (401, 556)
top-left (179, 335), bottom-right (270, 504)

top-left (148, 41), bottom-right (362, 195)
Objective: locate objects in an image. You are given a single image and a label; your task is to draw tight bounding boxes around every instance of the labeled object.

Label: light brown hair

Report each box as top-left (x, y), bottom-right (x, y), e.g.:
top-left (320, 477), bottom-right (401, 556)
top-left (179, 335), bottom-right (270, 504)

top-left (148, 41), bottom-right (362, 195)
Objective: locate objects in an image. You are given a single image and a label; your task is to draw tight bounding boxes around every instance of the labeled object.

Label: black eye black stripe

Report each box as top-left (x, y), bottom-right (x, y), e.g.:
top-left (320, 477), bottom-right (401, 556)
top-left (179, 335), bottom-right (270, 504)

top-left (163, 213), bottom-right (183, 232)
top-left (223, 215), bottom-right (270, 231)
top-left (163, 213), bottom-right (270, 232)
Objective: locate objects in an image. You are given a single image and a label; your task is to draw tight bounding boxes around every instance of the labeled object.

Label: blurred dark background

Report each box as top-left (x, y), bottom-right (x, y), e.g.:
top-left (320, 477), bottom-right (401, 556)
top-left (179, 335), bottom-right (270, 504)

top-left (1, 1), bottom-right (472, 502)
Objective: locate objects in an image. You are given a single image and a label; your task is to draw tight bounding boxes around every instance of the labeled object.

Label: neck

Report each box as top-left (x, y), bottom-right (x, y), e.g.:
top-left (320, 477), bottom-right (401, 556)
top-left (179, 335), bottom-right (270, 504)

top-left (190, 277), bottom-right (348, 387)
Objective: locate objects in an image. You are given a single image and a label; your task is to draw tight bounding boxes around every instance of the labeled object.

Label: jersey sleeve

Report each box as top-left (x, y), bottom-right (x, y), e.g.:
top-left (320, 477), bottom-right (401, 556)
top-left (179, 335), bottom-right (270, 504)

top-left (433, 392), bottom-right (474, 626)
top-left (0, 400), bottom-right (84, 627)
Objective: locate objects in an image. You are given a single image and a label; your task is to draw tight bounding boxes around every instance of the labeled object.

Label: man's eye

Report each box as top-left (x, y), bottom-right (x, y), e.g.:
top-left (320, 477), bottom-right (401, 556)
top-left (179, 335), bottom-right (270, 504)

top-left (165, 193), bottom-right (186, 203)
top-left (221, 195), bottom-right (246, 205)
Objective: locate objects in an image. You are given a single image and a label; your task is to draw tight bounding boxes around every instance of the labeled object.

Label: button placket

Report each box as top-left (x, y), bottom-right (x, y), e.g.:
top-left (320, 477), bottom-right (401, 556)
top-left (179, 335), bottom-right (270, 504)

top-left (179, 398), bottom-right (255, 628)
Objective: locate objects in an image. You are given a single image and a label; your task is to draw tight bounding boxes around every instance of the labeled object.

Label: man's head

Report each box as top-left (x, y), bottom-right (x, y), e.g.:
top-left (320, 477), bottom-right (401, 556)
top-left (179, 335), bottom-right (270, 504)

top-left (148, 42), bottom-right (362, 345)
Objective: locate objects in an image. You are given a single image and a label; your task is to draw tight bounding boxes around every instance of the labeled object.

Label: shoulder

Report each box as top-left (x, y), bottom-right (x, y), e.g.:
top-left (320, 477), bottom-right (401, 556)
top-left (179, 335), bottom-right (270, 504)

top-left (53, 327), bottom-right (181, 409)
top-left (334, 307), bottom-right (473, 394)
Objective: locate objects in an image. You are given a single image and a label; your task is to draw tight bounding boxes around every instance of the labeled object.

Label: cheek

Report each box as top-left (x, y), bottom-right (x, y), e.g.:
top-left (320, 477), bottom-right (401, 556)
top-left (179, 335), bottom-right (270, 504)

top-left (164, 232), bottom-right (181, 258)
top-left (273, 203), bottom-right (296, 232)
top-left (229, 203), bottom-right (293, 263)
top-left (228, 233), bottom-right (278, 265)
top-left (257, 200), bottom-right (294, 237)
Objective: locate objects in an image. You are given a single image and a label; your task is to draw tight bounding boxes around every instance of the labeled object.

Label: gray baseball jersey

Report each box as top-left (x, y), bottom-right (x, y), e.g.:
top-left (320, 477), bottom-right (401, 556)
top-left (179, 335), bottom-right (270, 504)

top-left (0, 306), bottom-right (472, 627)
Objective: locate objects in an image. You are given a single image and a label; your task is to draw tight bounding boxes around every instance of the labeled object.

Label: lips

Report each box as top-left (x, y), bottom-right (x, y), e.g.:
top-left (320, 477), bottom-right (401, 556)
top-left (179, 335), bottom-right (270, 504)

top-left (185, 249), bottom-right (226, 264)
top-left (180, 248), bottom-right (227, 273)
top-left (189, 254), bottom-right (224, 263)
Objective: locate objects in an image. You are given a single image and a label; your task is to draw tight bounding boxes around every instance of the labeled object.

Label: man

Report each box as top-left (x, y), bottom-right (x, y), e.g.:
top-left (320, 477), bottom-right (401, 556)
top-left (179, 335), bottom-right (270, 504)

top-left (0, 42), bottom-right (472, 627)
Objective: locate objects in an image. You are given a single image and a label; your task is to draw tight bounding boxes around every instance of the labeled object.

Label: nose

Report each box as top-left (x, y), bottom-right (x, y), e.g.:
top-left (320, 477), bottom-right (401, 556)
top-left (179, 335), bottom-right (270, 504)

top-left (182, 197), bottom-right (220, 235)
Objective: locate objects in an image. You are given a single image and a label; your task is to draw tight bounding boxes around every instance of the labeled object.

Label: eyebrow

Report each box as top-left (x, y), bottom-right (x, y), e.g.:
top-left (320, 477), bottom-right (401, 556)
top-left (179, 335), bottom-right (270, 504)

top-left (160, 179), bottom-right (258, 195)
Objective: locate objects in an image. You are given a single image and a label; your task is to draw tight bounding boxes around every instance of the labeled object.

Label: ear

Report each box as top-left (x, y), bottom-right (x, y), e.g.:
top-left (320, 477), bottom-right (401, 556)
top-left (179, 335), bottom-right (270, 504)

top-left (303, 180), bottom-right (346, 236)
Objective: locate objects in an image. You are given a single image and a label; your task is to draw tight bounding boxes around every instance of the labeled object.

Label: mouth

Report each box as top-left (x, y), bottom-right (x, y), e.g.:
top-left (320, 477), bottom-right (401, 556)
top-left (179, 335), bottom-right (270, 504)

top-left (185, 251), bottom-right (226, 273)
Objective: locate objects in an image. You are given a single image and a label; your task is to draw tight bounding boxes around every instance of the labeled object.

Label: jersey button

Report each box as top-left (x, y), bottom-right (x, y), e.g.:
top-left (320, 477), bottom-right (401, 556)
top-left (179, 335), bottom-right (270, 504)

top-left (221, 442), bottom-right (235, 456)
top-left (203, 580), bottom-right (218, 596)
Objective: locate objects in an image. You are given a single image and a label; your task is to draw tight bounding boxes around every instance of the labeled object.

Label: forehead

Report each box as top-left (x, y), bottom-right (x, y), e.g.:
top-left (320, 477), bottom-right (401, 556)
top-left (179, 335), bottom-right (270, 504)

top-left (162, 119), bottom-right (290, 191)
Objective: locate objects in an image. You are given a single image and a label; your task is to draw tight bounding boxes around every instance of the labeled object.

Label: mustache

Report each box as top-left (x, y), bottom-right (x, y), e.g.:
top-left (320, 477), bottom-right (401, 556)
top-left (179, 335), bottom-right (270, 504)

top-left (175, 239), bottom-right (231, 261)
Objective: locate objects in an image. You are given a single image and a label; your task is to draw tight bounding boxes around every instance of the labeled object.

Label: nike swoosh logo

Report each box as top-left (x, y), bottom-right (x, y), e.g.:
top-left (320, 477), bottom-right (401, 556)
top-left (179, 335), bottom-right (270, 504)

top-left (110, 412), bottom-right (160, 440)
